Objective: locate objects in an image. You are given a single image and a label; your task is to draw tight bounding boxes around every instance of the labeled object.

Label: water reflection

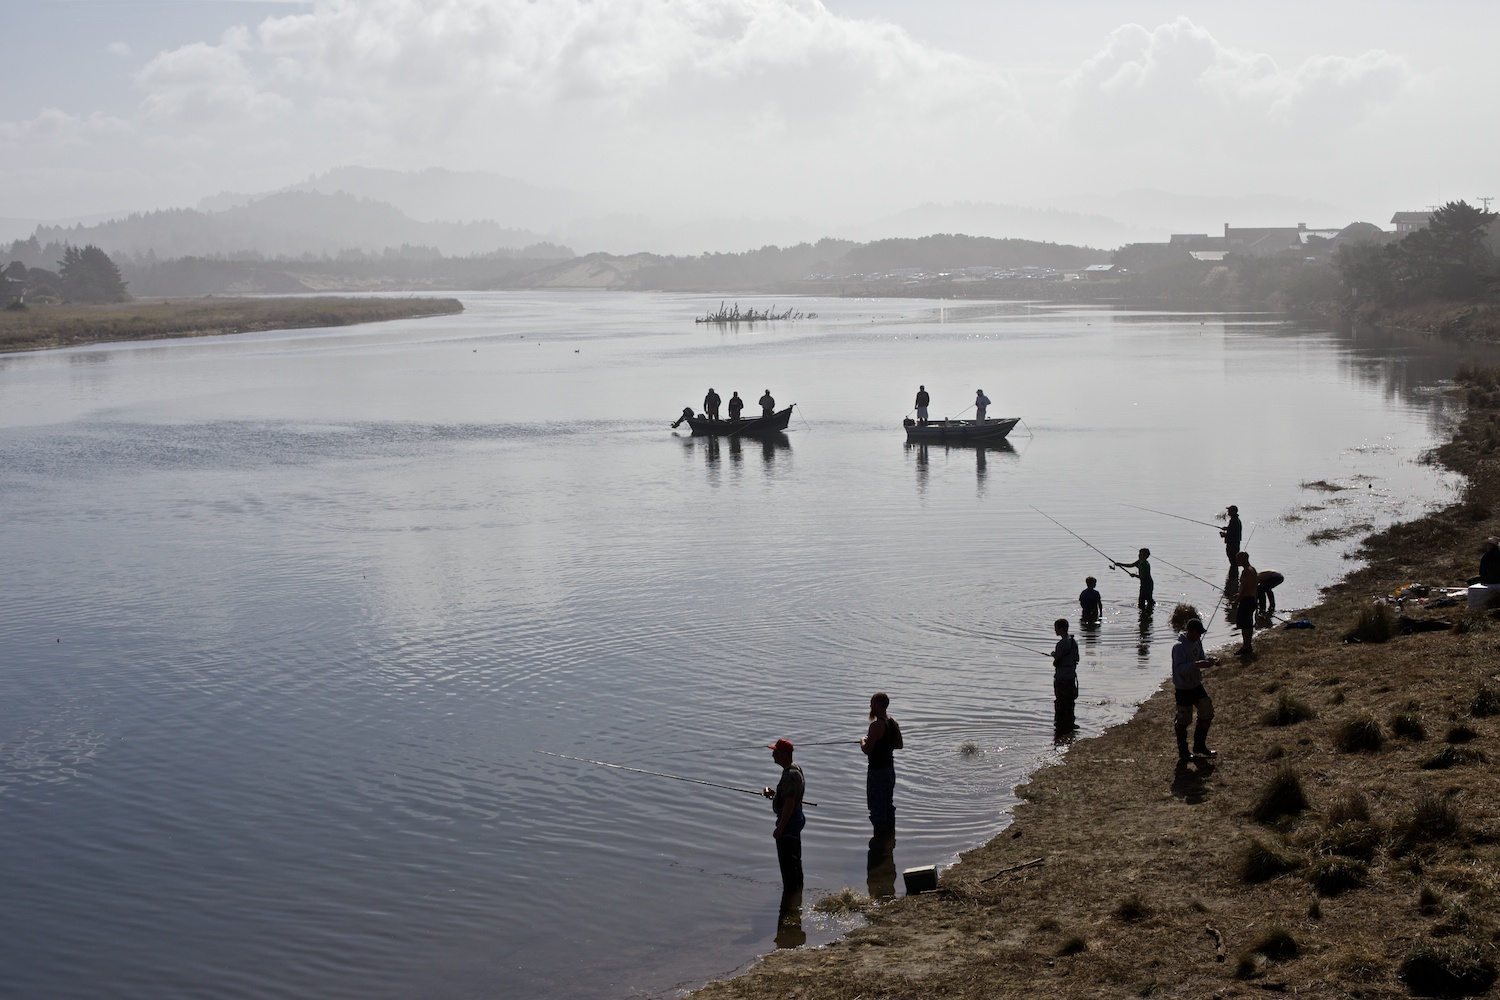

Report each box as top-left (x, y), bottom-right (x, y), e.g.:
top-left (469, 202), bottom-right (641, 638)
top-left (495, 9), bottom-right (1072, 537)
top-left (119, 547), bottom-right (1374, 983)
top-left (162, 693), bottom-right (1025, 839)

top-left (1136, 607), bottom-right (1154, 660)
top-left (905, 439), bottom-right (1016, 494)
top-left (866, 830), bottom-right (897, 901)
top-left (774, 888), bottom-right (805, 949)
top-left (680, 432), bottom-right (789, 474)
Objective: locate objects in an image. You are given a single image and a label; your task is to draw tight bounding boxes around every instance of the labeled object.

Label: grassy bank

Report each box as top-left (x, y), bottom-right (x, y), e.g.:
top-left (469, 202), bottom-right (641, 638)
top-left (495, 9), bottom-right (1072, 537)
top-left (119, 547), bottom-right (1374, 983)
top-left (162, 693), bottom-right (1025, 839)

top-left (0, 296), bottom-right (464, 353)
top-left (695, 370), bottom-right (1500, 998)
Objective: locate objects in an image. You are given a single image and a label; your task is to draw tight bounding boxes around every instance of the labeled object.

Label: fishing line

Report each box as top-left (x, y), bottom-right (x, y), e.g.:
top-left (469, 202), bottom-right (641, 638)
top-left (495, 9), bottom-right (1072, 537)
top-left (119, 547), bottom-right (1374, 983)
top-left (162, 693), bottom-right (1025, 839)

top-left (1151, 554), bottom-right (1226, 593)
top-left (1121, 502), bottom-right (1222, 529)
top-left (1030, 506), bottom-right (1121, 565)
top-left (535, 750), bottom-right (819, 805)
top-left (669, 739), bottom-right (858, 754)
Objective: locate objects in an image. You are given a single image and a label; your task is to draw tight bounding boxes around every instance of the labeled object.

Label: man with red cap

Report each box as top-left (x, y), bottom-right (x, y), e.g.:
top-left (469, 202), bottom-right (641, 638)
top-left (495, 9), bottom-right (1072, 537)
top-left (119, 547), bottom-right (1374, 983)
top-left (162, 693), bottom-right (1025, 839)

top-left (762, 738), bottom-right (805, 889)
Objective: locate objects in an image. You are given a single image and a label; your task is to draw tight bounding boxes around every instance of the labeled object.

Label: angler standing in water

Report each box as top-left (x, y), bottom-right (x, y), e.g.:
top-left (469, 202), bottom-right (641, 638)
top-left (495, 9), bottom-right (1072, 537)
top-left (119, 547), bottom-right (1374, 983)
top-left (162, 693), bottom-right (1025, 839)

top-left (860, 692), bottom-right (902, 833)
top-left (1115, 548), bottom-right (1155, 608)
top-left (1052, 618), bottom-right (1080, 731)
top-left (1221, 505), bottom-right (1243, 566)
top-left (762, 739), bottom-right (805, 889)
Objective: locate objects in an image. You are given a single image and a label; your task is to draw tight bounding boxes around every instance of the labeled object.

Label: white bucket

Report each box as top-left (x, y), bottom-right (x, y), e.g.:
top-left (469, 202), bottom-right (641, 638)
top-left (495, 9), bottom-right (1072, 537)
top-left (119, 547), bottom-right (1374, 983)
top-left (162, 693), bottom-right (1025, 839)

top-left (1467, 584), bottom-right (1500, 610)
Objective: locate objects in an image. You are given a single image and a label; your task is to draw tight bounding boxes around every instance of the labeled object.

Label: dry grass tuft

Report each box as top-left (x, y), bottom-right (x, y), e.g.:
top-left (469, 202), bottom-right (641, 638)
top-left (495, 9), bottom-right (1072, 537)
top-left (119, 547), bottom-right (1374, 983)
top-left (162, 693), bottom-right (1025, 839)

top-left (1399, 938), bottom-right (1498, 997)
top-left (1335, 715), bottom-right (1384, 753)
top-left (1055, 936), bottom-right (1088, 957)
top-left (1251, 766), bottom-right (1310, 823)
top-left (1395, 791), bottom-right (1464, 851)
top-left (1111, 893), bottom-right (1151, 922)
top-left (1168, 603), bottom-right (1200, 632)
top-left (1239, 837), bottom-right (1300, 883)
top-left (1308, 856), bottom-right (1369, 896)
top-left (1422, 745), bottom-right (1487, 770)
top-left (1318, 820), bottom-right (1384, 861)
top-left (812, 887), bottom-right (871, 915)
top-left (1261, 692), bottom-right (1317, 727)
top-left (1470, 683), bottom-right (1500, 718)
top-left (958, 741), bottom-right (983, 757)
top-left (1344, 603), bottom-right (1396, 643)
top-left (1326, 791), bottom-right (1372, 824)
top-left (1393, 710), bottom-right (1429, 740)
top-left (1446, 722), bottom-right (1479, 744)
top-left (1248, 925), bottom-right (1299, 960)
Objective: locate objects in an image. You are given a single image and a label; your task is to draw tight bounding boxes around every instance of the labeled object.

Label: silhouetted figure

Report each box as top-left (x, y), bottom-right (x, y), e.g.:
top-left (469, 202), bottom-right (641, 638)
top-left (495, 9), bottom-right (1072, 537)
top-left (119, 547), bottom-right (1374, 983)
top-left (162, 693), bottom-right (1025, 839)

top-left (1171, 618), bottom-right (1218, 760)
top-left (860, 692), bottom-right (902, 833)
top-left (727, 391), bottom-right (744, 422)
top-left (762, 738), bottom-right (804, 890)
top-left (1052, 618), bottom-right (1080, 731)
top-left (974, 388), bottom-right (991, 422)
top-left (1079, 576), bottom-right (1103, 624)
top-left (1221, 505), bottom-right (1242, 566)
top-left (1115, 548), bottom-right (1154, 608)
top-left (759, 389), bottom-right (776, 418)
top-left (1475, 537), bottom-right (1500, 585)
top-left (866, 829), bottom-right (897, 901)
top-left (914, 385), bottom-right (930, 424)
top-left (1257, 570), bottom-right (1284, 613)
top-left (671, 406), bottom-right (694, 429)
top-left (1234, 551), bottom-right (1258, 655)
top-left (704, 387), bottom-right (721, 420)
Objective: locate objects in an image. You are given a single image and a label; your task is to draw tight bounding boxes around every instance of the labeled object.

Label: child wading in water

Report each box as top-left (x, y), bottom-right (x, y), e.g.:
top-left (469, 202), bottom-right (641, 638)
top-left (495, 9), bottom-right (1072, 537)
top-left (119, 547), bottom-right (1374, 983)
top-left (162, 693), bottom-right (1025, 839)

top-left (1115, 548), bottom-right (1154, 608)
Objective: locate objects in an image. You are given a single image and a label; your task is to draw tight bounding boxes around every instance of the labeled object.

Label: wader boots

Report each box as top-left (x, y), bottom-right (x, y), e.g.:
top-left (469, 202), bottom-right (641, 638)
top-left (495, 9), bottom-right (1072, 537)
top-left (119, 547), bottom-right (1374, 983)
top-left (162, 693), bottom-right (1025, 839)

top-left (1175, 725), bottom-right (1191, 761)
top-left (1193, 722), bottom-right (1216, 758)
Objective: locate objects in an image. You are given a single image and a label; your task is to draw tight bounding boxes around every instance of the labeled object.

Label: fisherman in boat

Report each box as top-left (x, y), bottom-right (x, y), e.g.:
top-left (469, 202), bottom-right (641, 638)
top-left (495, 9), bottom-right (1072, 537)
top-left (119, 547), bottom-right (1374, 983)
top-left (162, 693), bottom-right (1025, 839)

top-left (974, 389), bottom-right (991, 422)
top-left (759, 389), bottom-right (776, 418)
top-left (762, 738), bottom-right (805, 889)
top-left (704, 387), bottom-right (721, 420)
top-left (914, 385), bottom-right (930, 425)
top-left (727, 392), bottom-right (744, 422)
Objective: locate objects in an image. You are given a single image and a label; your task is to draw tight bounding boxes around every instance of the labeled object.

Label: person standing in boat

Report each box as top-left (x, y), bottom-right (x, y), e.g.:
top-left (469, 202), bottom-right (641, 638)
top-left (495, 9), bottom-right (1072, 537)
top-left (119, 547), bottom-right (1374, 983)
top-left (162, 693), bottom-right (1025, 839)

top-left (759, 389), bottom-right (776, 418)
top-left (974, 389), bottom-right (991, 422)
top-left (914, 385), bottom-right (930, 425)
top-left (762, 738), bottom-right (805, 889)
top-left (704, 387), bottom-right (721, 420)
top-left (860, 692), bottom-right (902, 833)
top-left (727, 392), bottom-right (744, 422)
top-left (1114, 548), bottom-right (1155, 608)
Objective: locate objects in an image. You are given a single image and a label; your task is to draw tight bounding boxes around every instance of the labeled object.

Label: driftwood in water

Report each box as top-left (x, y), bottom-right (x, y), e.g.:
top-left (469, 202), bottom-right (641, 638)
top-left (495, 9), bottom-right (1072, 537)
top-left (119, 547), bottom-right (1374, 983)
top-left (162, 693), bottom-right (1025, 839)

top-left (695, 301), bottom-right (811, 324)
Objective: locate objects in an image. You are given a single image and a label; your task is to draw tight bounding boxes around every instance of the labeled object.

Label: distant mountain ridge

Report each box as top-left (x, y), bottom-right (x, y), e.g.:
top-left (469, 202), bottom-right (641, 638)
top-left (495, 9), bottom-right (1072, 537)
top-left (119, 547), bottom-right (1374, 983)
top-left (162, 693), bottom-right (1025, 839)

top-left (34, 191), bottom-right (552, 260)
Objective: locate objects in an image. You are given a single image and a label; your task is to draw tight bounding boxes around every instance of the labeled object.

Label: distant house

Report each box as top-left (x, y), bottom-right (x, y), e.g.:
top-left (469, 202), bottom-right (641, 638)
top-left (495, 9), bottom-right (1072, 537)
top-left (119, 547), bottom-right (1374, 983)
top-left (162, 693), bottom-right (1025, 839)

top-left (1082, 264), bottom-right (1117, 277)
top-left (1169, 233), bottom-right (1227, 251)
top-left (1222, 223), bottom-right (1312, 257)
top-left (1189, 251), bottom-right (1229, 262)
top-left (1391, 211), bottom-right (1433, 234)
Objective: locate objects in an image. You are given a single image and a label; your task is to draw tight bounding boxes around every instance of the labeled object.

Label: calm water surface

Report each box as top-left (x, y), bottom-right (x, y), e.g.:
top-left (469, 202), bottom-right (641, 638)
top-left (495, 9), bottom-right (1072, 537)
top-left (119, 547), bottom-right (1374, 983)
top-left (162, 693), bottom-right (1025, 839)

top-left (0, 293), bottom-right (1492, 998)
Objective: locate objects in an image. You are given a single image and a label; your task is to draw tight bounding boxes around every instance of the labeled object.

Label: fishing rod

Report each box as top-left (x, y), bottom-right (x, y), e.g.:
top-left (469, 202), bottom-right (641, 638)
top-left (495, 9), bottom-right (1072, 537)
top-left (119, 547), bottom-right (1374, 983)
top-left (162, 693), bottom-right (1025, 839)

top-left (535, 750), bottom-right (819, 806)
top-left (671, 740), bottom-right (858, 754)
top-left (1121, 502), bottom-right (1221, 530)
top-left (1030, 506), bottom-right (1121, 566)
top-left (970, 627), bottom-right (1054, 657)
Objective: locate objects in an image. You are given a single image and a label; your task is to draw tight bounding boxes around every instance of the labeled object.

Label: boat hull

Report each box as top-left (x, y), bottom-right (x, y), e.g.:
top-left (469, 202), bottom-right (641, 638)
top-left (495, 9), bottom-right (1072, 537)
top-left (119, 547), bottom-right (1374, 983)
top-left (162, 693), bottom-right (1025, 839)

top-left (904, 417), bottom-right (1019, 443)
top-left (684, 405), bottom-right (794, 436)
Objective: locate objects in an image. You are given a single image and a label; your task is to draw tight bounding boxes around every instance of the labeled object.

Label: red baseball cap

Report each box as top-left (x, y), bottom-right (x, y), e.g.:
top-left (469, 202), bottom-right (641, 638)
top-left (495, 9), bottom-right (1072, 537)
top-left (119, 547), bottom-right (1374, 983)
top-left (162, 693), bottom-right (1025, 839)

top-left (767, 738), bottom-right (794, 752)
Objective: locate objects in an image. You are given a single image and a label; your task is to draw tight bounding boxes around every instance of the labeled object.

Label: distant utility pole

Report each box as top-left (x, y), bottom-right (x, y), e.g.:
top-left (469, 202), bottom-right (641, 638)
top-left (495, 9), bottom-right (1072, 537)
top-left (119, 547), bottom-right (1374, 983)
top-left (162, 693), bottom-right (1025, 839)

top-left (1480, 196), bottom-right (1495, 211)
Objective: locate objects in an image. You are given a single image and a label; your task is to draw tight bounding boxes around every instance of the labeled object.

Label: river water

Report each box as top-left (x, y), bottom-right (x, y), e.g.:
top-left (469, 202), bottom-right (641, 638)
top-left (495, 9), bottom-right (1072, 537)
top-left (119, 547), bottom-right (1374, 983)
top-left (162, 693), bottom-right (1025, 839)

top-left (0, 293), bottom-right (1492, 998)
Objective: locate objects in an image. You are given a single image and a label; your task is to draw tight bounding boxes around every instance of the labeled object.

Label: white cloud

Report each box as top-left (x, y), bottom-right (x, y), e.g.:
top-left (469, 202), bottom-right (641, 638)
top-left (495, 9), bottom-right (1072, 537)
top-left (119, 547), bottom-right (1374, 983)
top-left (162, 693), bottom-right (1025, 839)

top-left (1064, 17), bottom-right (1416, 149)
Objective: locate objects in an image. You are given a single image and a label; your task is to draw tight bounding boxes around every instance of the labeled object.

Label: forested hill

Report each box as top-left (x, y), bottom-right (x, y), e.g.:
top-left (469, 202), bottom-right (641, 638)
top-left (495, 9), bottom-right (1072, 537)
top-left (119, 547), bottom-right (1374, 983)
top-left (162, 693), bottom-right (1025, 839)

top-left (841, 234), bottom-right (1108, 273)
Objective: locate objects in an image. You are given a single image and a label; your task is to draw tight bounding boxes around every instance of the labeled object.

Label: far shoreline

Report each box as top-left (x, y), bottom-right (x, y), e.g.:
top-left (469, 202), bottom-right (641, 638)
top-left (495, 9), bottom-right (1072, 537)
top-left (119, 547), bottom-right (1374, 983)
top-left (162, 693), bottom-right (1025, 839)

top-left (0, 295), bottom-right (465, 355)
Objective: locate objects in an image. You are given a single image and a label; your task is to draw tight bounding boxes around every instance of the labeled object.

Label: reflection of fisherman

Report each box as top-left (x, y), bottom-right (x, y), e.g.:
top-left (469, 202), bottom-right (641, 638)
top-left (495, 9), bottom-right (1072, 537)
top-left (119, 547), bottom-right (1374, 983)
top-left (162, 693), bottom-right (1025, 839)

top-left (974, 389), bottom-right (991, 422)
top-left (727, 392), bottom-right (744, 422)
top-left (1114, 548), bottom-right (1154, 608)
top-left (759, 389), bottom-right (776, 418)
top-left (1171, 618), bottom-right (1218, 760)
top-left (1220, 505), bottom-right (1242, 566)
top-left (704, 388), bottom-right (721, 420)
top-left (671, 406), bottom-right (694, 429)
top-left (915, 385), bottom-right (930, 425)
top-left (1052, 618), bottom-right (1080, 731)
top-left (762, 739), bottom-right (805, 889)
top-left (1257, 570), bottom-right (1284, 613)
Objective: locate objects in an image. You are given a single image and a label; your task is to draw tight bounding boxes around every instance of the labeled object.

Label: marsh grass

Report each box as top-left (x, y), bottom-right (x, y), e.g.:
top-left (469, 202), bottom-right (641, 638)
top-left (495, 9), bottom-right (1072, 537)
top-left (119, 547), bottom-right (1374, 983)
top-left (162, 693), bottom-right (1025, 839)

top-left (813, 887), bottom-right (871, 915)
top-left (1421, 745), bottom-right (1487, 770)
top-left (1240, 838), bottom-right (1300, 883)
top-left (1392, 710), bottom-right (1429, 740)
top-left (1400, 938), bottom-right (1497, 997)
top-left (1309, 856), bottom-right (1369, 896)
top-left (1111, 893), bottom-right (1151, 922)
top-left (1251, 767), bottom-right (1310, 824)
top-left (1447, 723), bottom-right (1479, 744)
top-left (1343, 603), bottom-right (1396, 643)
top-left (1168, 603), bottom-right (1200, 632)
top-left (1262, 692), bottom-right (1317, 727)
top-left (1470, 683), bottom-right (1500, 718)
top-left (958, 741), bottom-right (983, 757)
top-left (1326, 791), bottom-right (1372, 825)
top-left (1335, 715), bottom-right (1384, 753)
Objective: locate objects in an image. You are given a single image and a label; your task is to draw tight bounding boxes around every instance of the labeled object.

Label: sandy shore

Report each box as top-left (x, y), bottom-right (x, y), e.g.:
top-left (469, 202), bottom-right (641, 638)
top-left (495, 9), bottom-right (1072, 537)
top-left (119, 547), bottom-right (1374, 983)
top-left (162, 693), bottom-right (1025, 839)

top-left (0, 296), bottom-right (463, 353)
top-left (694, 368), bottom-right (1500, 999)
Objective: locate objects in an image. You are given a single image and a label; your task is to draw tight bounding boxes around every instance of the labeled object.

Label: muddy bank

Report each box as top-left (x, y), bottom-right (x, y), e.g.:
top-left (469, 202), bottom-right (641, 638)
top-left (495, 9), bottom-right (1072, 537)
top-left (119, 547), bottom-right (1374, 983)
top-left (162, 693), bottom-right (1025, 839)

top-left (0, 296), bottom-right (463, 353)
top-left (694, 370), bottom-right (1500, 999)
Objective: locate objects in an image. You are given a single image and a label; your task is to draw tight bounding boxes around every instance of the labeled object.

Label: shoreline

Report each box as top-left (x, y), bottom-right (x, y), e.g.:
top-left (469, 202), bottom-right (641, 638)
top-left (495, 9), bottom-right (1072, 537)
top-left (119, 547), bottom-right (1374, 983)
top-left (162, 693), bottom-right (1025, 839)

top-left (0, 296), bottom-right (464, 354)
top-left (694, 369), bottom-right (1500, 998)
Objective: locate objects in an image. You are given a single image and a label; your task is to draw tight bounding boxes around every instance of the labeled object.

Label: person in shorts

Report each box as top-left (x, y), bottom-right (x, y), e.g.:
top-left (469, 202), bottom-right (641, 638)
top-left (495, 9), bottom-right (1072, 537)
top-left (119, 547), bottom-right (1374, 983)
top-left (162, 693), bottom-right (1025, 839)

top-left (1171, 618), bottom-right (1219, 759)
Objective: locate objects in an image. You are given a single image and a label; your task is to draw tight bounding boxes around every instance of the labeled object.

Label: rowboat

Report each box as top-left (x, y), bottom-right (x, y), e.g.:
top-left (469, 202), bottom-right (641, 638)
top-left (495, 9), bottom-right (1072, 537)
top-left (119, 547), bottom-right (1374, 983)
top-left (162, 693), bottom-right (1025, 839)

top-left (679, 405), bottom-right (795, 437)
top-left (903, 416), bottom-right (1019, 444)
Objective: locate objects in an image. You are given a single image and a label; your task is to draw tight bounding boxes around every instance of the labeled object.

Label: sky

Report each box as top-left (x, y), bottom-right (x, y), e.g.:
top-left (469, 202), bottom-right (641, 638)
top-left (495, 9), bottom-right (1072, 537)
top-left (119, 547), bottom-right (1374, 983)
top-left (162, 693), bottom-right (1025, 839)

top-left (2, 0), bottom-right (1496, 231)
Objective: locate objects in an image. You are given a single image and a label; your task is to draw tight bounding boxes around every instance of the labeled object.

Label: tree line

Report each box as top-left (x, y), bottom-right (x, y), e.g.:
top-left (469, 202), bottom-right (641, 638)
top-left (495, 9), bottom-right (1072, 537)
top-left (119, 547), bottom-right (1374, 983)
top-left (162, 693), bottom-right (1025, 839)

top-left (4, 239), bottom-right (129, 306)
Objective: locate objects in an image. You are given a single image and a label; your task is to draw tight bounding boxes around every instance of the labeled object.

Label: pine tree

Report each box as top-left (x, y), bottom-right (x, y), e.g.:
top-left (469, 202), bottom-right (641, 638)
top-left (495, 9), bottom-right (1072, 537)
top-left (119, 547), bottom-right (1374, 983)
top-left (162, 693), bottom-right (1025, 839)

top-left (57, 244), bottom-right (129, 303)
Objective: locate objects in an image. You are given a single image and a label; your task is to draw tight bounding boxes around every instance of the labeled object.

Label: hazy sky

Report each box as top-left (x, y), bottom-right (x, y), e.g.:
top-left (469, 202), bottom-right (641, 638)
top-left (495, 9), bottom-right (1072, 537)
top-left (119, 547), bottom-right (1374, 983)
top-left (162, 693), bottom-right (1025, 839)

top-left (3, 0), bottom-right (1495, 225)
